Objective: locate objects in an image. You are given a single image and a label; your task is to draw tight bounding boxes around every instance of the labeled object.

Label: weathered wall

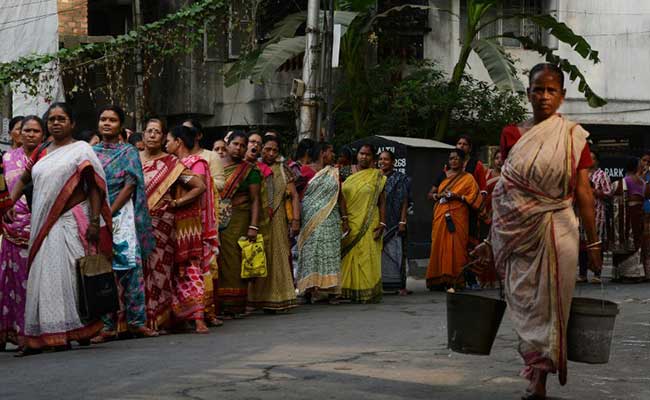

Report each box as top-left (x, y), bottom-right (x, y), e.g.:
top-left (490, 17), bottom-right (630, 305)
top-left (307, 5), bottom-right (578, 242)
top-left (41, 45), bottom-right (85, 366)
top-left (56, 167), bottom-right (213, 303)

top-left (425, 0), bottom-right (650, 126)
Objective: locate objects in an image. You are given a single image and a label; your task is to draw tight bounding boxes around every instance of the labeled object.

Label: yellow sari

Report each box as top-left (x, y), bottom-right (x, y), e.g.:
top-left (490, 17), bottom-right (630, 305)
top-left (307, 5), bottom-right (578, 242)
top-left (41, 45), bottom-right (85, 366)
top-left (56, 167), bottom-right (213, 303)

top-left (341, 168), bottom-right (386, 303)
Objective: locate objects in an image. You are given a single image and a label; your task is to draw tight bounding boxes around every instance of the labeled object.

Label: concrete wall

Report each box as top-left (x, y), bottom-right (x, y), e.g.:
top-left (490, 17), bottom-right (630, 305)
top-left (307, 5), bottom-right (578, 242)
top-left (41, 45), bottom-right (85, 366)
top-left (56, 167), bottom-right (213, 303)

top-left (425, 0), bottom-right (650, 127)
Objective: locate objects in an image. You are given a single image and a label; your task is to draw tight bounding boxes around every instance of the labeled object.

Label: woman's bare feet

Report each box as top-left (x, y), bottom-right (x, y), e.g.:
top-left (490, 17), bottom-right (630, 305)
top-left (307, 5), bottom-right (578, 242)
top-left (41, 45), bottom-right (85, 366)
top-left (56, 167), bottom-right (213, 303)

top-left (195, 319), bottom-right (210, 334)
top-left (523, 369), bottom-right (547, 399)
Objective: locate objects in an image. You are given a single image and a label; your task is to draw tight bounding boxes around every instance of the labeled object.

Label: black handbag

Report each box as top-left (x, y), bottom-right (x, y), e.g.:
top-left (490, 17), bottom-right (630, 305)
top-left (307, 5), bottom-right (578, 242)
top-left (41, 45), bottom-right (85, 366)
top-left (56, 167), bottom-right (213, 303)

top-left (76, 252), bottom-right (119, 322)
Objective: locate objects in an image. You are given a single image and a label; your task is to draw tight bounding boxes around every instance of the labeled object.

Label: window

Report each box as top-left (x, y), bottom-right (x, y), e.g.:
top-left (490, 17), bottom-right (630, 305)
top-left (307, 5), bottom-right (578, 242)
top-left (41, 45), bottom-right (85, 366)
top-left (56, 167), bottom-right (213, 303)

top-left (228, 0), bottom-right (252, 60)
top-left (460, 0), bottom-right (555, 48)
top-left (203, 0), bottom-right (254, 62)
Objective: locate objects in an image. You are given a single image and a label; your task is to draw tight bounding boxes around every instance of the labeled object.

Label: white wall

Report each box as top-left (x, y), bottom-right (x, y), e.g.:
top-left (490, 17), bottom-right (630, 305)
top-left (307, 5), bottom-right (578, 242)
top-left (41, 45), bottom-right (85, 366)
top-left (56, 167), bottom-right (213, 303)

top-left (425, 0), bottom-right (650, 126)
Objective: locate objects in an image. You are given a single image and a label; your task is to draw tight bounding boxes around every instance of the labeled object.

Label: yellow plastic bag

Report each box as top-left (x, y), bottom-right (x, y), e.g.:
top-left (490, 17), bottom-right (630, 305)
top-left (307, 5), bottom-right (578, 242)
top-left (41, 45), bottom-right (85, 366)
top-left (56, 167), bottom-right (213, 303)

top-left (238, 234), bottom-right (267, 279)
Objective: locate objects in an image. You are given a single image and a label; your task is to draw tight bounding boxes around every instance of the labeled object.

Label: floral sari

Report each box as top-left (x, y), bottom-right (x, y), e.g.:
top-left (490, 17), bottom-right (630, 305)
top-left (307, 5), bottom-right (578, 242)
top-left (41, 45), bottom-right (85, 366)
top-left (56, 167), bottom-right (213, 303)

top-left (296, 166), bottom-right (341, 294)
top-left (492, 115), bottom-right (589, 385)
top-left (94, 142), bottom-right (154, 332)
top-left (248, 162), bottom-right (297, 311)
top-left (0, 148), bottom-right (31, 346)
top-left (24, 141), bottom-right (112, 349)
top-left (142, 154), bottom-right (186, 328)
top-left (340, 168), bottom-right (386, 303)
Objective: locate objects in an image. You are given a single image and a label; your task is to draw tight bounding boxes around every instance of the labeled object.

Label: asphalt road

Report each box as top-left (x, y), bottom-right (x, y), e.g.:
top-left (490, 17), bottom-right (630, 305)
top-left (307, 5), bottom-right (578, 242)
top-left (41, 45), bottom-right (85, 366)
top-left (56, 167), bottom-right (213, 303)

top-left (1, 279), bottom-right (649, 400)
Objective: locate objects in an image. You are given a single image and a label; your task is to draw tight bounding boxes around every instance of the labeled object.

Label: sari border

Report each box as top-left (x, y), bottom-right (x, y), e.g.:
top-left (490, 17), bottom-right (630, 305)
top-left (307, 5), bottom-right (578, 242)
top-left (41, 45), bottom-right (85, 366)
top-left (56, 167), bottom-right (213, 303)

top-left (28, 161), bottom-right (112, 266)
top-left (341, 169), bottom-right (384, 258)
top-left (297, 166), bottom-right (340, 252)
top-left (147, 160), bottom-right (185, 211)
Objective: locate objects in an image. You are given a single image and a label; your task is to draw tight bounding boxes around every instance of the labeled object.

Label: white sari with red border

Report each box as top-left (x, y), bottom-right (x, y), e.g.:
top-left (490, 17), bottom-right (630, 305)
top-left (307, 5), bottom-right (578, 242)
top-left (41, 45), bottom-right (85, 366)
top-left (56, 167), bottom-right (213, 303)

top-left (23, 141), bottom-right (112, 349)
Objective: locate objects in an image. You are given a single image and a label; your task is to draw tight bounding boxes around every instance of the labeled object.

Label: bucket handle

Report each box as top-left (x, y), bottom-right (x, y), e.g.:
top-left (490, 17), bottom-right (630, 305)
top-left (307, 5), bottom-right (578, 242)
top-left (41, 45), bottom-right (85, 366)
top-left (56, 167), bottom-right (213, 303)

top-left (462, 260), bottom-right (505, 300)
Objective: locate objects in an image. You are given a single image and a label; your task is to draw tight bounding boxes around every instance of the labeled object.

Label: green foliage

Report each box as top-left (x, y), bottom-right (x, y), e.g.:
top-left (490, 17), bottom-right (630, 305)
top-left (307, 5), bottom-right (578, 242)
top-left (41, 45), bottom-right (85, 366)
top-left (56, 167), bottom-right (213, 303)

top-left (0, 0), bottom-right (229, 104)
top-left (436, 0), bottom-right (606, 139)
top-left (502, 34), bottom-right (607, 108)
top-left (471, 39), bottom-right (524, 92)
top-left (333, 61), bottom-right (527, 146)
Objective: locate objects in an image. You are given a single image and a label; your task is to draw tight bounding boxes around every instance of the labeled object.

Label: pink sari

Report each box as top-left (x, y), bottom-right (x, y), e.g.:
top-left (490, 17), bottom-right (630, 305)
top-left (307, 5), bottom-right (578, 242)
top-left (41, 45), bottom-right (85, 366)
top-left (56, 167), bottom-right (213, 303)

top-left (0, 148), bottom-right (31, 346)
top-left (492, 115), bottom-right (589, 385)
top-left (171, 155), bottom-right (218, 321)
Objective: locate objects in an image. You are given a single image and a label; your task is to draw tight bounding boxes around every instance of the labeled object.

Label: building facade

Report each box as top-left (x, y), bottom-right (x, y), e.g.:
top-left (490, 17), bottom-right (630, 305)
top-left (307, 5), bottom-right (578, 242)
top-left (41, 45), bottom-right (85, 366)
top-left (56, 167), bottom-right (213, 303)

top-left (425, 0), bottom-right (650, 161)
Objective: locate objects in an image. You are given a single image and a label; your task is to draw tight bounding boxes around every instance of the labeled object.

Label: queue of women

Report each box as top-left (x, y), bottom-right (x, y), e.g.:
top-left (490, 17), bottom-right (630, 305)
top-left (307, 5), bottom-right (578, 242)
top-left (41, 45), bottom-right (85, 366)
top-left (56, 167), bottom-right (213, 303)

top-left (1, 62), bottom-right (639, 399)
top-left (0, 103), bottom-right (411, 357)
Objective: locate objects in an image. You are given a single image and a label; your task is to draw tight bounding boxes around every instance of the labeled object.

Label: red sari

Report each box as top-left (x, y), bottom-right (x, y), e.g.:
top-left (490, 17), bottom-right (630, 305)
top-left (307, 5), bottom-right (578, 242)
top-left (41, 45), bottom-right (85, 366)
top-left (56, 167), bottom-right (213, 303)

top-left (142, 154), bottom-right (186, 328)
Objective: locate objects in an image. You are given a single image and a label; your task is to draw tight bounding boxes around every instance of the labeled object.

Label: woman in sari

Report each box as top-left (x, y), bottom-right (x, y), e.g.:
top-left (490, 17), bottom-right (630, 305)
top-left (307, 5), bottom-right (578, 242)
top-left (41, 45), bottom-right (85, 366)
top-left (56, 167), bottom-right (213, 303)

top-left (296, 142), bottom-right (344, 302)
top-left (340, 144), bottom-right (386, 303)
top-left (479, 150), bottom-right (503, 287)
top-left (378, 151), bottom-right (410, 295)
top-left (8, 116), bottom-right (23, 149)
top-left (610, 157), bottom-right (649, 281)
top-left (0, 116), bottom-right (44, 350)
top-left (141, 119), bottom-right (206, 332)
top-left (165, 125), bottom-right (218, 332)
top-left (425, 149), bottom-right (482, 290)
top-left (92, 105), bottom-right (157, 341)
top-left (474, 64), bottom-right (601, 399)
top-left (10, 103), bottom-right (112, 356)
top-left (248, 135), bottom-right (300, 312)
top-left (217, 132), bottom-right (261, 317)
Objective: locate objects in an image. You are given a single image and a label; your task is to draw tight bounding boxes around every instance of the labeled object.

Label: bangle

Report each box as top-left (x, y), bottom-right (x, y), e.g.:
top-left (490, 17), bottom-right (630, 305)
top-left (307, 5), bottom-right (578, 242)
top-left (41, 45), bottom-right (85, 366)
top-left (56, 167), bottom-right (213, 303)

top-left (399, 221), bottom-right (407, 225)
top-left (248, 225), bottom-right (259, 231)
top-left (379, 222), bottom-right (387, 228)
top-left (483, 239), bottom-right (492, 248)
top-left (586, 240), bottom-right (602, 249)
top-left (341, 215), bottom-right (349, 220)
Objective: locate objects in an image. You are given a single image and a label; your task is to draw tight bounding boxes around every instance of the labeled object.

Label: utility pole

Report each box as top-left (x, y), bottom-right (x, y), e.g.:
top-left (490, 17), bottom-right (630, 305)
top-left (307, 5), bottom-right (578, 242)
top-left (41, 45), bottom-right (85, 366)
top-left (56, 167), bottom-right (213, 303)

top-left (133, 0), bottom-right (144, 132)
top-left (298, 0), bottom-right (320, 141)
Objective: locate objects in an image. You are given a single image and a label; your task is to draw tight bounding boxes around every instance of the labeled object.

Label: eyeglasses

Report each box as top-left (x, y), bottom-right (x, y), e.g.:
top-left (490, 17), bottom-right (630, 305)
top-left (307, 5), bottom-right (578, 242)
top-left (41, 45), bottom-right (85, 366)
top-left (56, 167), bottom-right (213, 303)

top-left (145, 128), bottom-right (162, 134)
top-left (47, 116), bottom-right (68, 123)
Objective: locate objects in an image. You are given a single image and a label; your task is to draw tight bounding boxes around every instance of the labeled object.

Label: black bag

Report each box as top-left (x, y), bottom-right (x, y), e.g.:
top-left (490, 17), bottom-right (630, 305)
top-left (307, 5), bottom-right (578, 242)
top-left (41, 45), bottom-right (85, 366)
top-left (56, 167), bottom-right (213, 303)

top-left (76, 254), bottom-right (119, 321)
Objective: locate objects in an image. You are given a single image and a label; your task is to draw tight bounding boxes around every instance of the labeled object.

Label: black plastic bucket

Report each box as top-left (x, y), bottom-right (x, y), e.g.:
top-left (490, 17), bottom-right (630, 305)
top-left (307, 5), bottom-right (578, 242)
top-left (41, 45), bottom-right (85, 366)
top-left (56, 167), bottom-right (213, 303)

top-left (447, 292), bottom-right (507, 355)
top-left (567, 297), bottom-right (619, 364)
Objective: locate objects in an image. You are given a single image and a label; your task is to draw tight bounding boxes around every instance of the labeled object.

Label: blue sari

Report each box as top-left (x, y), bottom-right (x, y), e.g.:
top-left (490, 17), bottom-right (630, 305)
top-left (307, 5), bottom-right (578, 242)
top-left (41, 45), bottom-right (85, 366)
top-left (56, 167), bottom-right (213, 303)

top-left (381, 171), bottom-right (410, 291)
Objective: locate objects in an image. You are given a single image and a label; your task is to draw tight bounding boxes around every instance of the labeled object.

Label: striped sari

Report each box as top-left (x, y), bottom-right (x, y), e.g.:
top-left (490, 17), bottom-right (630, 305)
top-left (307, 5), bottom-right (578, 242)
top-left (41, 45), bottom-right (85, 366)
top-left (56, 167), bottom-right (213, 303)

top-left (492, 115), bottom-right (589, 385)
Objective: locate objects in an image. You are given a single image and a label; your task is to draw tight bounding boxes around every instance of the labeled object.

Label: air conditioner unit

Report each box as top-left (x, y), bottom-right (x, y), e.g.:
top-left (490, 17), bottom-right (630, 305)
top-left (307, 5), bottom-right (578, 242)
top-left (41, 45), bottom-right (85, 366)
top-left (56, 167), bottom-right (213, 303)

top-left (291, 79), bottom-right (305, 98)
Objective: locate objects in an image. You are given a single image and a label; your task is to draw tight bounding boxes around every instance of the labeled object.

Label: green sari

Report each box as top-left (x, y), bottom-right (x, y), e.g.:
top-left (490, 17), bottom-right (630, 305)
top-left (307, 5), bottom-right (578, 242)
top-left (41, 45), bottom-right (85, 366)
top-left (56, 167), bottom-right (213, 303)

top-left (217, 162), bottom-right (261, 315)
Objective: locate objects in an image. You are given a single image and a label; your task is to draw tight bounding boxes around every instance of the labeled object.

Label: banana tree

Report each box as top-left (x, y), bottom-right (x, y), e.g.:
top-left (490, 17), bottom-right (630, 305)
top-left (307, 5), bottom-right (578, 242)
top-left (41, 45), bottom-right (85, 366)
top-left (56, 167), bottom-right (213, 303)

top-left (434, 0), bottom-right (606, 140)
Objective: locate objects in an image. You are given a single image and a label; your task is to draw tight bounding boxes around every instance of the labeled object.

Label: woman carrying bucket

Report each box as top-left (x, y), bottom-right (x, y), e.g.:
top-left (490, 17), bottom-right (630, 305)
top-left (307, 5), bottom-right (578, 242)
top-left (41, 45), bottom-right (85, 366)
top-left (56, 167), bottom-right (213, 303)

top-left (473, 63), bottom-right (602, 400)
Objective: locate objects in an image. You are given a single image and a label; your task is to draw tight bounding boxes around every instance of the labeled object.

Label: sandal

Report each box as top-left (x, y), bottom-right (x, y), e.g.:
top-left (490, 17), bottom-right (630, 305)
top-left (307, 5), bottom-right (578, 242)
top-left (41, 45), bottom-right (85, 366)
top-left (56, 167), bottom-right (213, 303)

top-left (207, 317), bottom-right (224, 327)
top-left (14, 347), bottom-right (42, 357)
top-left (91, 330), bottom-right (118, 344)
top-left (129, 326), bottom-right (159, 338)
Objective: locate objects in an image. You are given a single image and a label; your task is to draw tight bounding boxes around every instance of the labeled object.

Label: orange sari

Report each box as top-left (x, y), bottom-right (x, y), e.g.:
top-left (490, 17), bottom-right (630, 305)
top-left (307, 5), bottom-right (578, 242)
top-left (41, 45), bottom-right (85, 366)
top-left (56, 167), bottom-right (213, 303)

top-left (426, 172), bottom-right (482, 288)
